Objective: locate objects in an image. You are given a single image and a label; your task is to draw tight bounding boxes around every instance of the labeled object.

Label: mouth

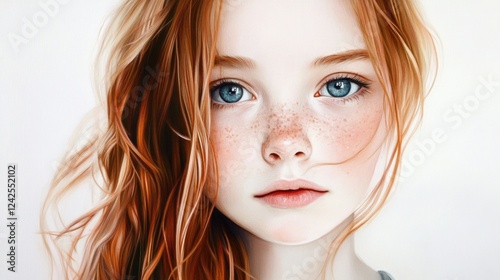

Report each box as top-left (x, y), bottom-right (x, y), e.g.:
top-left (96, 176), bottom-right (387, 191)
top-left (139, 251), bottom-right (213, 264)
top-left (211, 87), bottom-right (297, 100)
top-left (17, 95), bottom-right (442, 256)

top-left (254, 179), bottom-right (328, 208)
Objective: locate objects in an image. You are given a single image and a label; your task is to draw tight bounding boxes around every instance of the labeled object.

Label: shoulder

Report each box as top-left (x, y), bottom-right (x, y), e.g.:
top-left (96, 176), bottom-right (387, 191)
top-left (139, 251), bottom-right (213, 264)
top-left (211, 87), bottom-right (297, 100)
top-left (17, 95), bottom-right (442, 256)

top-left (378, 270), bottom-right (395, 280)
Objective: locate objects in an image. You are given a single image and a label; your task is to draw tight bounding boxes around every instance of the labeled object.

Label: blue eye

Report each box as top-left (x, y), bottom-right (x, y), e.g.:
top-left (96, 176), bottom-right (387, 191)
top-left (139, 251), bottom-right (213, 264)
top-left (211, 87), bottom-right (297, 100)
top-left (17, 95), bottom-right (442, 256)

top-left (319, 78), bottom-right (361, 98)
top-left (210, 81), bottom-right (253, 104)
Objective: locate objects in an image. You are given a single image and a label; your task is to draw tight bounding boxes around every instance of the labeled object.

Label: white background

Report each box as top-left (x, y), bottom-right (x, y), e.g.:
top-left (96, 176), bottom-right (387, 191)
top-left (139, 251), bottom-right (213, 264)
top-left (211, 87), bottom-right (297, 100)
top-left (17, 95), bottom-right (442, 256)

top-left (1, 0), bottom-right (499, 279)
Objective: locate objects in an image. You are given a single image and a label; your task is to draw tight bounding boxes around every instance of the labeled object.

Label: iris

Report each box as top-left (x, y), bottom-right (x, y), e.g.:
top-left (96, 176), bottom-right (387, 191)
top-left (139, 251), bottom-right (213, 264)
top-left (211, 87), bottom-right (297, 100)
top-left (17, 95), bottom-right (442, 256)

top-left (216, 83), bottom-right (244, 103)
top-left (326, 78), bottom-right (354, 98)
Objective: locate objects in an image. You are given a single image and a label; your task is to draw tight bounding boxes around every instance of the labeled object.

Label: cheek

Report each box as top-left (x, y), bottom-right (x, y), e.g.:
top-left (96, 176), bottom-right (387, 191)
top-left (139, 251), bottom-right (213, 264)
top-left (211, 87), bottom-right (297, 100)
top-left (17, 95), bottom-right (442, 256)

top-left (312, 100), bottom-right (384, 163)
top-left (209, 118), bottom-right (262, 186)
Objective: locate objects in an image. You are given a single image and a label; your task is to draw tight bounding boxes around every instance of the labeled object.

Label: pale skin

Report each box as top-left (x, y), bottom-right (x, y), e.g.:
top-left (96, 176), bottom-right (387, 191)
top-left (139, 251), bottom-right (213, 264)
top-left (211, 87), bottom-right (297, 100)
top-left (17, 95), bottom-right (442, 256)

top-left (208, 0), bottom-right (389, 279)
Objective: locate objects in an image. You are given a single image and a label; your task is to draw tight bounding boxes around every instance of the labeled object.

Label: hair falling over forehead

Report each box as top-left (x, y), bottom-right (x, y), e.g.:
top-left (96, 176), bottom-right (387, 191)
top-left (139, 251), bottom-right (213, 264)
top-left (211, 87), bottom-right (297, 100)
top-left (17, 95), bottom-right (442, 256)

top-left (41, 0), bottom-right (436, 279)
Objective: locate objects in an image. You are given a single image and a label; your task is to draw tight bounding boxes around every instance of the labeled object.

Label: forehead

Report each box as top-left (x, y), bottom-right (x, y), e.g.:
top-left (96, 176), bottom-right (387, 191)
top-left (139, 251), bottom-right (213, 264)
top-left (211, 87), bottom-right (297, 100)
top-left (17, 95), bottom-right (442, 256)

top-left (217, 0), bottom-right (365, 61)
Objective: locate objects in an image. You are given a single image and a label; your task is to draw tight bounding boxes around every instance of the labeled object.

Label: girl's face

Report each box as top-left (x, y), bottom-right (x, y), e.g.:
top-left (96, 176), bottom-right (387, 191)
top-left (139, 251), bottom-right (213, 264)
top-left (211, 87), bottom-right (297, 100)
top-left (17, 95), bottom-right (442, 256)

top-left (209, 0), bottom-right (387, 244)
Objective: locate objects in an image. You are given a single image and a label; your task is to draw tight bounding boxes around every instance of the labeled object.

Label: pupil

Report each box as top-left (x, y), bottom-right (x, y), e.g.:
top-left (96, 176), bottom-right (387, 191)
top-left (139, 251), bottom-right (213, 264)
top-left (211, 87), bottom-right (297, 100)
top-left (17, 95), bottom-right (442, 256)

top-left (327, 79), bottom-right (351, 97)
top-left (220, 83), bottom-right (243, 103)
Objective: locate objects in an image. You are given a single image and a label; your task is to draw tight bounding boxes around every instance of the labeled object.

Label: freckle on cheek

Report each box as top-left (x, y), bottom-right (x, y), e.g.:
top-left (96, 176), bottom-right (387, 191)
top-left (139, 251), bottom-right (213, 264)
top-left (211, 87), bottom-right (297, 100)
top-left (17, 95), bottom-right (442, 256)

top-left (313, 109), bottom-right (382, 162)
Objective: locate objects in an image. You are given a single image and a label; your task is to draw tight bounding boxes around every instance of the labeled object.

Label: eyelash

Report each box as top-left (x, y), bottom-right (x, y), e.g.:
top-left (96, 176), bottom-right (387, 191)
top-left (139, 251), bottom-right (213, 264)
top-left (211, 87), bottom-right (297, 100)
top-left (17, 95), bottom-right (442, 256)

top-left (210, 79), bottom-right (249, 110)
top-left (317, 73), bottom-right (372, 105)
top-left (209, 73), bottom-right (372, 109)
top-left (211, 100), bottom-right (237, 110)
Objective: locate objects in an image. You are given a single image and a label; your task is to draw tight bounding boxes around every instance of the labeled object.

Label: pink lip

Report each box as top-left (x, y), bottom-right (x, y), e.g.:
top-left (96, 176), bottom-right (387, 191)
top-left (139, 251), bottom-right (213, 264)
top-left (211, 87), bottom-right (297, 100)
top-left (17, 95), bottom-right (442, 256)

top-left (254, 179), bottom-right (328, 208)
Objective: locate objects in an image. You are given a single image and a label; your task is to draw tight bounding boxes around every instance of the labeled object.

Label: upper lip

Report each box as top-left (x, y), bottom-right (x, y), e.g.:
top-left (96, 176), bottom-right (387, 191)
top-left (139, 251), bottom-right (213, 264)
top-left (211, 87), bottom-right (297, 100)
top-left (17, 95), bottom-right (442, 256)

top-left (254, 179), bottom-right (328, 197)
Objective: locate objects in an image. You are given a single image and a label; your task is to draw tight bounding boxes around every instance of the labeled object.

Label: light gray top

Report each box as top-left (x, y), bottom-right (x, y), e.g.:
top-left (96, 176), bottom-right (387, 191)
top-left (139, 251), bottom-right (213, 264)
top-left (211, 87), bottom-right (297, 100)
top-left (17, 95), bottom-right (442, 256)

top-left (379, 271), bottom-right (394, 280)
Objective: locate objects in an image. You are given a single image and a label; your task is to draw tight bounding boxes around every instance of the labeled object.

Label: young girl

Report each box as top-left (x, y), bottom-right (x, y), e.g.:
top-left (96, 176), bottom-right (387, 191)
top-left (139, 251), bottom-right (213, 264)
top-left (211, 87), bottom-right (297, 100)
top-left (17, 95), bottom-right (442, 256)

top-left (42, 0), bottom-right (435, 279)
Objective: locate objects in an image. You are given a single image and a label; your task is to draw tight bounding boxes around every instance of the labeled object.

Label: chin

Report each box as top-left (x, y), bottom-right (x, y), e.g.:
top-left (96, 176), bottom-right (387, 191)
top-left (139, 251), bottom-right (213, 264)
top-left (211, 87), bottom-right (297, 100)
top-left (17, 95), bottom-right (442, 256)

top-left (248, 212), bottom-right (355, 246)
top-left (258, 222), bottom-right (334, 246)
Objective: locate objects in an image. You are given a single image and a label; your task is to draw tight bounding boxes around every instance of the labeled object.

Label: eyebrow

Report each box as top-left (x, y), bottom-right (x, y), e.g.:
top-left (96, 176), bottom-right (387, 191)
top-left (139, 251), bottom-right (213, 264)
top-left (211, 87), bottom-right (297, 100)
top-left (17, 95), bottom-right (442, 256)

top-left (312, 49), bottom-right (370, 67)
top-left (214, 55), bottom-right (256, 68)
top-left (213, 49), bottom-right (370, 69)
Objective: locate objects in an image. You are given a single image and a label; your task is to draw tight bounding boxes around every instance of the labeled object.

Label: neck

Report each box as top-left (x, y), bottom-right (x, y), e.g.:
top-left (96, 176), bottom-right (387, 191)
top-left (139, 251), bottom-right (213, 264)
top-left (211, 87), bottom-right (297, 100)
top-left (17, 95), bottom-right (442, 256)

top-left (240, 216), bottom-right (380, 280)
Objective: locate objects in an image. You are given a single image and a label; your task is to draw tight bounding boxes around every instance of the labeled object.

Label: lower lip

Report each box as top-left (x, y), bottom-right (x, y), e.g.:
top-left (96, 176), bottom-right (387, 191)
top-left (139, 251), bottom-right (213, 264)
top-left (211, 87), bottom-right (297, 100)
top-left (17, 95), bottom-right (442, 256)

top-left (256, 189), bottom-right (326, 208)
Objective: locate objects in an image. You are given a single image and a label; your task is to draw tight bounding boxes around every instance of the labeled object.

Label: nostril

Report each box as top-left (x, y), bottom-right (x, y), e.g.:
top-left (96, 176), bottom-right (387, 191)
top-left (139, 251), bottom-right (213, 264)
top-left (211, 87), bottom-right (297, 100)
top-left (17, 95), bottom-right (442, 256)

top-left (262, 131), bottom-right (312, 164)
top-left (295, 151), bottom-right (306, 158)
top-left (269, 153), bottom-right (280, 161)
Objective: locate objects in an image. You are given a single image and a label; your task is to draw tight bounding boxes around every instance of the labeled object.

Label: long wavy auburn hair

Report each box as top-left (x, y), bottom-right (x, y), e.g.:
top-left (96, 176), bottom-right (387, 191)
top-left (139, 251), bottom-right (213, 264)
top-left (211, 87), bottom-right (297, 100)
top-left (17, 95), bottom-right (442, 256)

top-left (41, 0), bottom-right (436, 279)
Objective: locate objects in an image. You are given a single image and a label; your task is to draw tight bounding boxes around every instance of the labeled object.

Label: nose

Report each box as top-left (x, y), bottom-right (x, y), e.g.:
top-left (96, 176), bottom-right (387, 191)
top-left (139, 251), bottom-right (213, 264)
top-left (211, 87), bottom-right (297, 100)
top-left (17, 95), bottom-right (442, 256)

top-left (262, 127), bottom-right (312, 164)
